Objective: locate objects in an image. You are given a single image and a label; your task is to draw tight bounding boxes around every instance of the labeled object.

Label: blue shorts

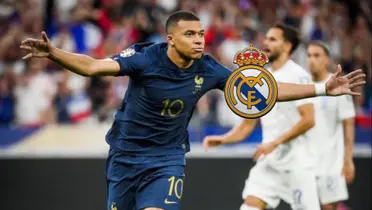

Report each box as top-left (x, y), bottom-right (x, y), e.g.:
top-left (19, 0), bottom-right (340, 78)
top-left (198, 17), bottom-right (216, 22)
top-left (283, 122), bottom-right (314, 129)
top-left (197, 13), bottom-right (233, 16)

top-left (105, 147), bottom-right (186, 210)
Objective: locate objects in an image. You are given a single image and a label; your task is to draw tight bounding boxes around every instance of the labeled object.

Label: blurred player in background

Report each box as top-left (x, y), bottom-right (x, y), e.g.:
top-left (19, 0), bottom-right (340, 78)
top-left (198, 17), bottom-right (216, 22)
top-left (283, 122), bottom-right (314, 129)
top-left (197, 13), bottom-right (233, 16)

top-left (204, 24), bottom-right (323, 210)
top-left (19, 10), bottom-right (365, 210)
top-left (307, 41), bottom-right (356, 210)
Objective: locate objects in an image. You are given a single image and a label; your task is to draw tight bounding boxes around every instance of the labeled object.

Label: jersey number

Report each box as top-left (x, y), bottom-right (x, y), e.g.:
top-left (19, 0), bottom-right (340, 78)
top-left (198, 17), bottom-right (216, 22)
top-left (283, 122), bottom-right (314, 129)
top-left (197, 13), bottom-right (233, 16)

top-left (161, 99), bottom-right (184, 117)
top-left (168, 176), bottom-right (183, 199)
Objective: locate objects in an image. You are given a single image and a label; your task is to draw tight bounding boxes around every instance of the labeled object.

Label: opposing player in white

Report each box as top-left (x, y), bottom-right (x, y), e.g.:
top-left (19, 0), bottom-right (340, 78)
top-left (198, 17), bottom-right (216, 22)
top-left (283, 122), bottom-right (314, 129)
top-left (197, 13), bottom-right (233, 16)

top-left (203, 24), bottom-right (320, 210)
top-left (307, 41), bottom-right (356, 210)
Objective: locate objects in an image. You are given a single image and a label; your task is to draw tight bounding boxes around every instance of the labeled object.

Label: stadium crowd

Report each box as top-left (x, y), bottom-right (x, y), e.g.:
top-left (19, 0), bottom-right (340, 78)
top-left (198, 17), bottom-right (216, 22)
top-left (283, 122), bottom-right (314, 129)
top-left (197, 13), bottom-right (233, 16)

top-left (0, 0), bottom-right (371, 130)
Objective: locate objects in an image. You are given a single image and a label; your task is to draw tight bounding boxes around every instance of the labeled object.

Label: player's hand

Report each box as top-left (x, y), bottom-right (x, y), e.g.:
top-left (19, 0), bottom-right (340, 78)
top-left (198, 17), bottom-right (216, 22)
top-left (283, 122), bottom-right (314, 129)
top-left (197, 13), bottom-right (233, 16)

top-left (342, 158), bottom-right (355, 184)
top-left (253, 142), bottom-right (277, 161)
top-left (326, 65), bottom-right (366, 96)
top-left (20, 31), bottom-right (52, 59)
top-left (203, 135), bottom-right (225, 151)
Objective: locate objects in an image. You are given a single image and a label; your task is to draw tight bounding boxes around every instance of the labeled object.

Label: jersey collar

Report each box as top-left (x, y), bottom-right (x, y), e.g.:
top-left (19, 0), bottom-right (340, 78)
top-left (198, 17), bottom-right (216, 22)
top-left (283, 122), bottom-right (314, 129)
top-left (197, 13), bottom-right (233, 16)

top-left (160, 44), bottom-right (202, 73)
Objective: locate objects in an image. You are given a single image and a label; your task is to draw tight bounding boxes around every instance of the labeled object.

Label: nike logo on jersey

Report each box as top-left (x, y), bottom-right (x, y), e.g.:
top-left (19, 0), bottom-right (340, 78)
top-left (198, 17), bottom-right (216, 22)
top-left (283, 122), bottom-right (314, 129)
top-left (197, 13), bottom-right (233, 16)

top-left (164, 198), bottom-right (177, 204)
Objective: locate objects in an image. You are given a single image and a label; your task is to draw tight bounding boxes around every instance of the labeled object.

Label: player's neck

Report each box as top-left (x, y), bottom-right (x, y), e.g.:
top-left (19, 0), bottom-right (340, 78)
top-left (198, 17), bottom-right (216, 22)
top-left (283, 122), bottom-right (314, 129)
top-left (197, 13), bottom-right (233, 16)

top-left (270, 54), bottom-right (290, 72)
top-left (312, 71), bottom-right (329, 82)
top-left (167, 48), bottom-right (194, 69)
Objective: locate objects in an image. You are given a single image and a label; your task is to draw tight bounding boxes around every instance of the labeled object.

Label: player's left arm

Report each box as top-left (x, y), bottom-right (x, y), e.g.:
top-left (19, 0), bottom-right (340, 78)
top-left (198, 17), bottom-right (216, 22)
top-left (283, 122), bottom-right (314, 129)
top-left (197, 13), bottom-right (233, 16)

top-left (339, 95), bottom-right (357, 183)
top-left (203, 118), bottom-right (258, 151)
top-left (342, 117), bottom-right (355, 183)
top-left (274, 103), bottom-right (315, 146)
top-left (253, 103), bottom-right (315, 160)
top-left (277, 65), bottom-right (365, 101)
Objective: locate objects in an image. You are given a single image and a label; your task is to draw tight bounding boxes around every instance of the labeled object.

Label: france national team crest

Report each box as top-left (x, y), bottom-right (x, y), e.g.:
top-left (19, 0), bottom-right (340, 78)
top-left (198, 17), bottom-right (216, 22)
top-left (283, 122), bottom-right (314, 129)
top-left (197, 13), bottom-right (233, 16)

top-left (224, 44), bottom-right (278, 119)
top-left (193, 75), bottom-right (204, 94)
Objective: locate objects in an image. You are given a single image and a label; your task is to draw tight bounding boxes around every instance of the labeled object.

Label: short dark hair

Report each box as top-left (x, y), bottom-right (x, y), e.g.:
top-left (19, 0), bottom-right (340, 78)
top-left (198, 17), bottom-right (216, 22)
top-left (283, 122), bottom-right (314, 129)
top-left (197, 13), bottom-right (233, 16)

top-left (165, 11), bottom-right (200, 34)
top-left (273, 23), bottom-right (301, 54)
top-left (308, 40), bottom-right (330, 57)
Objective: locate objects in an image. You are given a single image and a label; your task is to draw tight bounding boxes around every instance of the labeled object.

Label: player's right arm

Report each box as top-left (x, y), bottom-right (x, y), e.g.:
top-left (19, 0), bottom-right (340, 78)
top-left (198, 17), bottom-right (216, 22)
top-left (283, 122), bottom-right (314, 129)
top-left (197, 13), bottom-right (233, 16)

top-left (276, 65), bottom-right (365, 100)
top-left (49, 46), bottom-right (119, 76)
top-left (20, 32), bottom-right (141, 77)
top-left (339, 95), bottom-right (357, 183)
top-left (203, 119), bottom-right (258, 151)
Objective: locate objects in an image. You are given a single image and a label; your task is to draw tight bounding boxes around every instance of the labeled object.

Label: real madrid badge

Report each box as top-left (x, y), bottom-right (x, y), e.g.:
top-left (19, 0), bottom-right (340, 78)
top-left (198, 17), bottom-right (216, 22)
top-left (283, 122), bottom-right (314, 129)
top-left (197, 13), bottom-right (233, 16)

top-left (224, 44), bottom-right (278, 119)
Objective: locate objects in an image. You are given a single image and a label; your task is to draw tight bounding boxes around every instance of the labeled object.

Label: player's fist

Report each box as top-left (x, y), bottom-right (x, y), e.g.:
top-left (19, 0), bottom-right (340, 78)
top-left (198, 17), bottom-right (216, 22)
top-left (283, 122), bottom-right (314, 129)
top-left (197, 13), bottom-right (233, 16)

top-left (20, 31), bottom-right (52, 59)
top-left (342, 159), bottom-right (355, 184)
top-left (253, 142), bottom-right (277, 161)
top-left (326, 64), bottom-right (366, 96)
top-left (203, 135), bottom-right (225, 151)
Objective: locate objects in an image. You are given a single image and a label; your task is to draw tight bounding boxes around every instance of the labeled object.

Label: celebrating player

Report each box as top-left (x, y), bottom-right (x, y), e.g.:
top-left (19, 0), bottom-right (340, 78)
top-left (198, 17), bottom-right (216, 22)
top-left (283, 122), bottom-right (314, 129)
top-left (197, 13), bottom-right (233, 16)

top-left (20, 11), bottom-right (365, 210)
top-left (307, 41), bottom-right (356, 210)
top-left (203, 24), bottom-right (336, 210)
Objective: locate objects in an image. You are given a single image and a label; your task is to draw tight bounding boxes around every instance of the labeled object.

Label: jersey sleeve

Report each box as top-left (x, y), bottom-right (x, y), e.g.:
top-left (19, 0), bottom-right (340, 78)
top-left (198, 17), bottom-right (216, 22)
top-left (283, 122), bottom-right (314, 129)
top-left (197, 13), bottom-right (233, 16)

top-left (204, 56), bottom-right (232, 90)
top-left (337, 95), bottom-right (356, 120)
top-left (109, 47), bottom-right (148, 77)
top-left (216, 65), bottom-right (232, 90)
top-left (294, 73), bottom-right (313, 107)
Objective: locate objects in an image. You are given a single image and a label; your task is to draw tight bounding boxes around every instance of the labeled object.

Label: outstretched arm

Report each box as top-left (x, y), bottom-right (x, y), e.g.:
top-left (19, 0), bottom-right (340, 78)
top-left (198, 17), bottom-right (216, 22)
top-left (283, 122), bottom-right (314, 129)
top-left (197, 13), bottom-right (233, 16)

top-left (47, 46), bottom-right (120, 76)
top-left (277, 65), bottom-right (365, 101)
top-left (203, 119), bottom-right (258, 151)
top-left (20, 31), bottom-right (120, 77)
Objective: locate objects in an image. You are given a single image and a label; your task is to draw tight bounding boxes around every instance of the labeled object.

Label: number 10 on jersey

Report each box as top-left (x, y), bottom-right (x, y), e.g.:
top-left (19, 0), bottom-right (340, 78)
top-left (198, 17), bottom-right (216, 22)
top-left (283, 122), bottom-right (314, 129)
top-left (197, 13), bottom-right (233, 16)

top-left (168, 176), bottom-right (183, 199)
top-left (161, 99), bottom-right (184, 117)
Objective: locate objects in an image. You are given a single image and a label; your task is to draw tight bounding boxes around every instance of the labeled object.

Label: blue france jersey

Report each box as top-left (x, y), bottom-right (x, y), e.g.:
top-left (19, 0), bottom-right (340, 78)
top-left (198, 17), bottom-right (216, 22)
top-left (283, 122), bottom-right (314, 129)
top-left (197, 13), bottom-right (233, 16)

top-left (105, 42), bottom-right (231, 156)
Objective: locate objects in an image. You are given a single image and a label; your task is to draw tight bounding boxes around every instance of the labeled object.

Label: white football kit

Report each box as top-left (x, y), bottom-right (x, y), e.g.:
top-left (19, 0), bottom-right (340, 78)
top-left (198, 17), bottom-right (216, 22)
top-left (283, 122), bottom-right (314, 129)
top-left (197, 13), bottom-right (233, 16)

top-left (309, 74), bottom-right (356, 205)
top-left (241, 60), bottom-right (320, 210)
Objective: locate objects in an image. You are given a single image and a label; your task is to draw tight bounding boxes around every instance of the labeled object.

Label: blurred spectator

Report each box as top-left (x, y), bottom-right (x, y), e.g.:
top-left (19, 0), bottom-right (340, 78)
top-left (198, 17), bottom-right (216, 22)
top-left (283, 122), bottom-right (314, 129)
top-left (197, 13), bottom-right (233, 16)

top-left (98, 77), bottom-right (129, 123)
top-left (147, 22), bottom-right (166, 43)
top-left (282, 0), bottom-right (303, 28)
top-left (0, 24), bottom-right (26, 74)
top-left (51, 26), bottom-right (76, 52)
top-left (310, 15), bottom-right (328, 41)
top-left (14, 58), bottom-right (57, 127)
top-left (0, 70), bottom-right (16, 126)
top-left (204, 11), bottom-right (231, 54)
top-left (54, 73), bottom-right (73, 124)
top-left (217, 28), bottom-right (250, 69)
top-left (341, 15), bottom-right (372, 114)
top-left (54, 69), bottom-right (93, 124)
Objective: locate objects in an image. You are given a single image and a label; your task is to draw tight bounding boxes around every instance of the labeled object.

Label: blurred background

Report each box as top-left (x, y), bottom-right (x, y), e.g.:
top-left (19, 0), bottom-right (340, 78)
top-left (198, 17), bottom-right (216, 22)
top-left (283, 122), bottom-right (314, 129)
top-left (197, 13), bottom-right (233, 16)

top-left (0, 0), bottom-right (371, 210)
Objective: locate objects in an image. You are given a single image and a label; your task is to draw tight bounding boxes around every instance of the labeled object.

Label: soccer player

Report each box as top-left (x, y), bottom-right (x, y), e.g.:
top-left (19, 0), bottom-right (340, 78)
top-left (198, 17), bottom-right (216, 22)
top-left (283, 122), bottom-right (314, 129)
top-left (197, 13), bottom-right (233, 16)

top-left (307, 41), bottom-right (356, 210)
top-left (203, 24), bottom-right (341, 210)
top-left (20, 11), bottom-right (365, 210)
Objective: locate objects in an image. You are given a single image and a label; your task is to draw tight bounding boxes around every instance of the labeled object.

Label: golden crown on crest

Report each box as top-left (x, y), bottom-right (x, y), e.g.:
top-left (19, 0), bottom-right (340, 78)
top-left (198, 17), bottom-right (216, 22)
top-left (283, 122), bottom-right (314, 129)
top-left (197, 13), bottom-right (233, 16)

top-left (233, 44), bottom-right (269, 67)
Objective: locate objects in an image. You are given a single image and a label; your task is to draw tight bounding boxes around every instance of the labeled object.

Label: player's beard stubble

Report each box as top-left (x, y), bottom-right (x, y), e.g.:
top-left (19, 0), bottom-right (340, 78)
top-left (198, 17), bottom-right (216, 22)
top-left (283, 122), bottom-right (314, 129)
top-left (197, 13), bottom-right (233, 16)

top-left (268, 51), bottom-right (280, 63)
top-left (174, 45), bottom-right (203, 61)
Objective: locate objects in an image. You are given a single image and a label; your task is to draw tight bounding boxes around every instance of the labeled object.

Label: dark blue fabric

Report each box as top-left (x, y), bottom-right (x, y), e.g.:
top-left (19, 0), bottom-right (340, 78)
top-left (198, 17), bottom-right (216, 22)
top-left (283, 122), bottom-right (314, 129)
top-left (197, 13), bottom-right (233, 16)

top-left (106, 42), bottom-right (232, 156)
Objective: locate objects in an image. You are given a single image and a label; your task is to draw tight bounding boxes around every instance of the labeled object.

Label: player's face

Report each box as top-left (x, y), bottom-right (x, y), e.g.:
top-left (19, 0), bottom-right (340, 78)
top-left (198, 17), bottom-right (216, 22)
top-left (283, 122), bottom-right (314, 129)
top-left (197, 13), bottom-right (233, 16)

top-left (307, 45), bottom-right (329, 74)
top-left (168, 20), bottom-right (205, 60)
top-left (262, 28), bottom-right (288, 62)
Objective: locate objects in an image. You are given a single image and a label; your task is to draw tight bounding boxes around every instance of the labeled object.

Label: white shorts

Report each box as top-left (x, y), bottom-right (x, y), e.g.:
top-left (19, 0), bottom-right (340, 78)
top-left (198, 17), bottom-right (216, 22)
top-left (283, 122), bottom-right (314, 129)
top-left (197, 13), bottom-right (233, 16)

top-left (242, 163), bottom-right (320, 210)
top-left (316, 174), bottom-right (349, 205)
